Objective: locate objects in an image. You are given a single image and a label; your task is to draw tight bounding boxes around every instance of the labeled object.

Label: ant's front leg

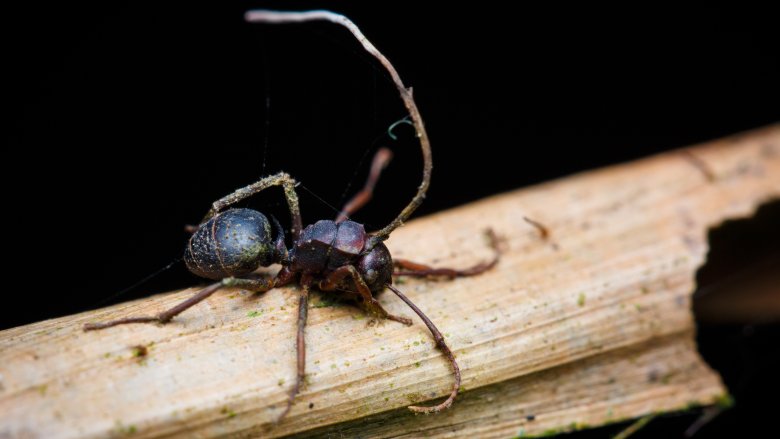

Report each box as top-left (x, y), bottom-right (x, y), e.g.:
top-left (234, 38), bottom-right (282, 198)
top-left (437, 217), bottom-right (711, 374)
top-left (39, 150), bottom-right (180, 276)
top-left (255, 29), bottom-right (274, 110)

top-left (83, 277), bottom-right (276, 331)
top-left (384, 283), bottom-right (460, 413)
top-left (393, 228), bottom-right (501, 278)
top-left (319, 266), bottom-right (413, 326)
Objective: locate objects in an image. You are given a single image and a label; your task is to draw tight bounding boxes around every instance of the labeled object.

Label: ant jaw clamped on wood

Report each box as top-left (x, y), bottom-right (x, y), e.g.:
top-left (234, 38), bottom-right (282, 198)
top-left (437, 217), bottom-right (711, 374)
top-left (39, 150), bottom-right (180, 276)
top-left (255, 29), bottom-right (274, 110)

top-left (83, 10), bottom-right (502, 423)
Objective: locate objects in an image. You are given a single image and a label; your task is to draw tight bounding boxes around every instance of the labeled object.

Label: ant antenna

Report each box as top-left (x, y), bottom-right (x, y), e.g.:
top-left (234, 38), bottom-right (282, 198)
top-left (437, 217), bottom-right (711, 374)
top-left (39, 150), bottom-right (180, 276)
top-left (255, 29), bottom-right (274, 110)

top-left (244, 10), bottom-right (433, 250)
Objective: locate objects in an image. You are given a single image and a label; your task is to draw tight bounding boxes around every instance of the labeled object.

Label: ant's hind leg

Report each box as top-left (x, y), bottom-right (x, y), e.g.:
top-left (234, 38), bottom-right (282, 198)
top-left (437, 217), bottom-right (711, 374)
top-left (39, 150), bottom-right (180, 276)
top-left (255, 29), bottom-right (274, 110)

top-left (318, 266), bottom-right (413, 326)
top-left (202, 172), bottom-right (303, 239)
top-left (394, 229), bottom-right (501, 278)
top-left (83, 277), bottom-right (276, 331)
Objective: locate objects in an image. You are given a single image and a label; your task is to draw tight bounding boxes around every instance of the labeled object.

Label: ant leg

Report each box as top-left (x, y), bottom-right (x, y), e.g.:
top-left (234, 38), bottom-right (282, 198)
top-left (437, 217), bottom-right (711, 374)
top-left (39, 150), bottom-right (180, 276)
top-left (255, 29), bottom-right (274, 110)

top-left (385, 283), bottom-right (460, 414)
top-left (335, 148), bottom-right (393, 222)
top-left (319, 266), bottom-right (413, 326)
top-left (394, 229), bottom-right (501, 278)
top-left (277, 282), bottom-right (310, 422)
top-left (83, 277), bottom-right (276, 331)
top-left (202, 172), bottom-right (303, 239)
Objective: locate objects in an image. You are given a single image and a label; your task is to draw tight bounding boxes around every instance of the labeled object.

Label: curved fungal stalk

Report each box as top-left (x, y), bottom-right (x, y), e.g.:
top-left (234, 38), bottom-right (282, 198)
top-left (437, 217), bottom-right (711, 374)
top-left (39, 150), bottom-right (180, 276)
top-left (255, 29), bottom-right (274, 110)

top-left (244, 10), bottom-right (432, 249)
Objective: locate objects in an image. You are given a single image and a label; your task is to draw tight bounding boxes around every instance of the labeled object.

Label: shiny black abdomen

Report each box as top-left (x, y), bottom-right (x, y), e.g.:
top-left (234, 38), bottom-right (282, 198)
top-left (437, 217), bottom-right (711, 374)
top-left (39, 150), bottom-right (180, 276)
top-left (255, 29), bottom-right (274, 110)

top-left (184, 208), bottom-right (275, 280)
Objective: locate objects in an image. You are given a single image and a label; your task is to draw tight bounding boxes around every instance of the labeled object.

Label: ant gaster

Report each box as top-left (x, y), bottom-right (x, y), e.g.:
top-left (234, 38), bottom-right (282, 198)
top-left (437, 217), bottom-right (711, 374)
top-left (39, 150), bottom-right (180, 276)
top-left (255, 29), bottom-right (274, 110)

top-left (84, 10), bottom-right (500, 421)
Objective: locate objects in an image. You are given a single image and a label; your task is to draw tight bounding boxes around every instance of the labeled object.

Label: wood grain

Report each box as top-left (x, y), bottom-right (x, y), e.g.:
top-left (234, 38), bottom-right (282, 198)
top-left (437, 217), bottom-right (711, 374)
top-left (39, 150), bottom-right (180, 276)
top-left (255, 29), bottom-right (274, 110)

top-left (1, 124), bottom-right (778, 438)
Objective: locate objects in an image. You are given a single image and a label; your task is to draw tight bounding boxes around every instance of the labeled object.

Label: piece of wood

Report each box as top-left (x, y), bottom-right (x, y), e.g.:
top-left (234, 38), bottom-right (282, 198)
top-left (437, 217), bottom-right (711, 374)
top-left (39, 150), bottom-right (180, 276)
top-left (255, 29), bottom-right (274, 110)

top-left (1, 125), bottom-right (778, 438)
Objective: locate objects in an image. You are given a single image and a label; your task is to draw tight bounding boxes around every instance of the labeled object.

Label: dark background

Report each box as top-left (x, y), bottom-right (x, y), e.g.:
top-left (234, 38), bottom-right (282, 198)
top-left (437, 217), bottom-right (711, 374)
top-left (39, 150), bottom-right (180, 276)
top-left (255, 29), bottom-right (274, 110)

top-left (4, 2), bottom-right (779, 437)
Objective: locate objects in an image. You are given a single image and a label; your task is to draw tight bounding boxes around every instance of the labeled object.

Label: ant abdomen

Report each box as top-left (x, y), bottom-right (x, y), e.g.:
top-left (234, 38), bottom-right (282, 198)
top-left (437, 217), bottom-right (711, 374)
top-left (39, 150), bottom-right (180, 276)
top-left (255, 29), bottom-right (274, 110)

top-left (184, 208), bottom-right (279, 280)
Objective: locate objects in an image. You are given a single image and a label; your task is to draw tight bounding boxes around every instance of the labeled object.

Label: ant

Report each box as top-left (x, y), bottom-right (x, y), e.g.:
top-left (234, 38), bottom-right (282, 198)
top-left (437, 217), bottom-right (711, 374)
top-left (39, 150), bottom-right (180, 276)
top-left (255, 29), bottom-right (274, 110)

top-left (84, 10), bottom-right (500, 421)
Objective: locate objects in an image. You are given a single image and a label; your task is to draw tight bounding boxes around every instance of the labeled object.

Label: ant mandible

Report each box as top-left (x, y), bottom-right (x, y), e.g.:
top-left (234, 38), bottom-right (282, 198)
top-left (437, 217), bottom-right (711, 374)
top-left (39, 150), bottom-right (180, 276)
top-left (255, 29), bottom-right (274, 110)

top-left (84, 10), bottom-right (500, 421)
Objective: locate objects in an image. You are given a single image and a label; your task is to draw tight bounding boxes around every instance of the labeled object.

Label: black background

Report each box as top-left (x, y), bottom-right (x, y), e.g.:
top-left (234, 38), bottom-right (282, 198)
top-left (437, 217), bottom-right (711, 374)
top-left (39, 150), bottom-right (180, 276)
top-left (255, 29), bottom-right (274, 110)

top-left (5, 2), bottom-right (779, 438)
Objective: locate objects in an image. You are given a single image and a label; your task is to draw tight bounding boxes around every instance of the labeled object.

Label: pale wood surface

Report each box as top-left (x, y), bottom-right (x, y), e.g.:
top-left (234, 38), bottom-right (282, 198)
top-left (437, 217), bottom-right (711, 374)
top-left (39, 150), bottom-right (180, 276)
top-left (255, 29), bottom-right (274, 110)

top-left (1, 125), bottom-right (778, 438)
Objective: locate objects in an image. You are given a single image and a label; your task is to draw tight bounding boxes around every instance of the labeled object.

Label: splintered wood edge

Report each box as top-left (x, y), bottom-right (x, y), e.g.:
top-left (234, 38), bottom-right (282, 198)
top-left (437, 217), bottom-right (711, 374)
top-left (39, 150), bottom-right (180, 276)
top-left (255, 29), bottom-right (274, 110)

top-left (0, 124), bottom-right (778, 439)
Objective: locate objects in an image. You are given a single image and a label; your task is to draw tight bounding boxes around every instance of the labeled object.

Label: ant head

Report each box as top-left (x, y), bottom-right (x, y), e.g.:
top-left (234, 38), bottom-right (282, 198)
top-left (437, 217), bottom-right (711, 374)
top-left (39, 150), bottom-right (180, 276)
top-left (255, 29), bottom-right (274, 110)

top-left (357, 242), bottom-right (394, 292)
top-left (184, 208), bottom-right (283, 280)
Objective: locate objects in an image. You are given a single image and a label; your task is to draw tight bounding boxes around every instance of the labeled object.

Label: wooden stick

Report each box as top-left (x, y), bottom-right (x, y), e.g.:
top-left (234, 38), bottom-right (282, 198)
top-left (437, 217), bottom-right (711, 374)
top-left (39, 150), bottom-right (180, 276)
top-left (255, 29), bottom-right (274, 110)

top-left (1, 125), bottom-right (778, 438)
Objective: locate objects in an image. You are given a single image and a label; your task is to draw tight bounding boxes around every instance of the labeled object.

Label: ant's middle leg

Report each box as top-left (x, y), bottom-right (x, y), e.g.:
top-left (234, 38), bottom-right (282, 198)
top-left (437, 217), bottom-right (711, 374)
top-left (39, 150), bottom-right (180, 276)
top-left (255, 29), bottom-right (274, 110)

top-left (83, 276), bottom-right (277, 331)
top-left (335, 148), bottom-right (393, 222)
top-left (394, 228), bottom-right (501, 278)
top-left (277, 280), bottom-right (310, 422)
top-left (202, 172), bottom-right (303, 239)
top-left (318, 265), bottom-right (413, 326)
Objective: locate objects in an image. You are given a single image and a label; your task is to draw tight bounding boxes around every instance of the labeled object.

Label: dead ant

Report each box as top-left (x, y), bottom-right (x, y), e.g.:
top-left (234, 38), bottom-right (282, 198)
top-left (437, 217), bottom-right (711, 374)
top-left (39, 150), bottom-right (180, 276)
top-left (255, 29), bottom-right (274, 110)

top-left (84, 10), bottom-right (500, 421)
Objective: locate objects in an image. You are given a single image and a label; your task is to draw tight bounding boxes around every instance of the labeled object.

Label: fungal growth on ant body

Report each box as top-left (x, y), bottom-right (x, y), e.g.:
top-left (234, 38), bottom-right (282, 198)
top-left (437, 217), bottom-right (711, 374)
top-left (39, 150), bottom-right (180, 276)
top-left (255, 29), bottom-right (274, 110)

top-left (84, 10), bottom-right (500, 421)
